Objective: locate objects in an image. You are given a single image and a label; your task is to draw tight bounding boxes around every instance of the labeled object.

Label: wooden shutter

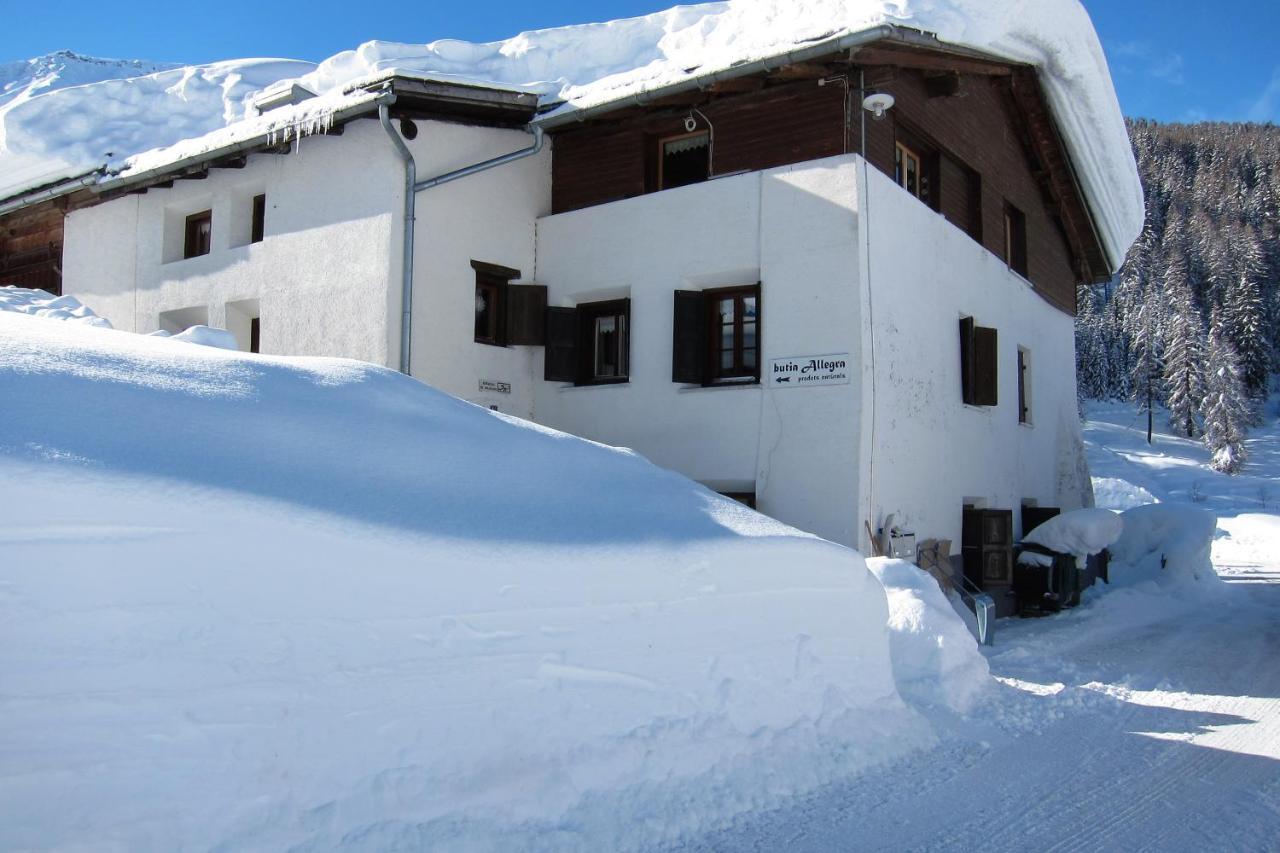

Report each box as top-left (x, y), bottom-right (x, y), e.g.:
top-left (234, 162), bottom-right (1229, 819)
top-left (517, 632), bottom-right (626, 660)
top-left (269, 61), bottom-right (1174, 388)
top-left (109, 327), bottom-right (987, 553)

top-left (507, 284), bottom-right (547, 345)
top-left (672, 290), bottom-right (708, 384)
top-left (959, 316), bottom-right (975, 404)
top-left (544, 306), bottom-right (578, 382)
top-left (975, 325), bottom-right (998, 406)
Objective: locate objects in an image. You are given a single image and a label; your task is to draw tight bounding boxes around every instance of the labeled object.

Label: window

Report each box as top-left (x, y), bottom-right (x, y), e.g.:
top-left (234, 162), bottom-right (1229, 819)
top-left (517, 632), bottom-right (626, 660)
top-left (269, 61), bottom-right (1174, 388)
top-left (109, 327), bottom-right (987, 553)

top-left (1003, 202), bottom-right (1028, 278)
top-left (671, 284), bottom-right (761, 385)
top-left (543, 299), bottom-right (631, 385)
top-left (583, 300), bottom-right (629, 383)
top-left (959, 316), bottom-right (998, 406)
top-left (659, 131), bottom-right (710, 190)
top-left (1017, 346), bottom-right (1031, 424)
top-left (183, 210), bottom-right (212, 259)
top-left (895, 141), bottom-right (923, 199)
top-left (251, 194), bottom-right (266, 244)
top-left (710, 286), bottom-right (760, 382)
top-left (250, 317), bottom-right (261, 354)
top-left (472, 260), bottom-right (520, 346)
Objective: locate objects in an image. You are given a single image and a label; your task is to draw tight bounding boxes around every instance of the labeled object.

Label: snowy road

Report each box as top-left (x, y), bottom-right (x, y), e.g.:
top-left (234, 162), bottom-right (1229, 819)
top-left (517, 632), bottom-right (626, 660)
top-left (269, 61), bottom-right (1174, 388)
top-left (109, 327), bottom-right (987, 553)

top-left (680, 566), bottom-right (1280, 852)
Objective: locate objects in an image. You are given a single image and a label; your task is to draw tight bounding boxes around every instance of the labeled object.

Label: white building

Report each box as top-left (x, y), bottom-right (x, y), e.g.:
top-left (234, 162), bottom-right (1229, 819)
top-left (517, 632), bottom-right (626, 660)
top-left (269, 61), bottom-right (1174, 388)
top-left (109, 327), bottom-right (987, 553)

top-left (0, 15), bottom-right (1143, 596)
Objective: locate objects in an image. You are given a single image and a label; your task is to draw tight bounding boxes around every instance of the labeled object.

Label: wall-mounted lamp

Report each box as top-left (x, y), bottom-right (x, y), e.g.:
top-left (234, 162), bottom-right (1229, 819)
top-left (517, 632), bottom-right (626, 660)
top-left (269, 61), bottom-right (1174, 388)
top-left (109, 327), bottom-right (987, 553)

top-left (683, 114), bottom-right (698, 133)
top-left (861, 92), bottom-right (896, 121)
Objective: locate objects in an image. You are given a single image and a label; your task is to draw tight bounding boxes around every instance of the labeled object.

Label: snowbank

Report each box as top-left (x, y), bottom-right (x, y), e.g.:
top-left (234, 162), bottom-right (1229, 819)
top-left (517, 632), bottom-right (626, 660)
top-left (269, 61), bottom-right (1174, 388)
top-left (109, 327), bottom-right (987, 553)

top-left (0, 311), bottom-right (929, 850)
top-left (1108, 504), bottom-right (1220, 587)
top-left (0, 2), bottom-right (1141, 261)
top-left (0, 285), bottom-right (111, 327)
top-left (1092, 476), bottom-right (1158, 511)
top-left (867, 558), bottom-right (991, 714)
top-left (1022, 508), bottom-right (1123, 561)
top-left (168, 324), bottom-right (239, 349)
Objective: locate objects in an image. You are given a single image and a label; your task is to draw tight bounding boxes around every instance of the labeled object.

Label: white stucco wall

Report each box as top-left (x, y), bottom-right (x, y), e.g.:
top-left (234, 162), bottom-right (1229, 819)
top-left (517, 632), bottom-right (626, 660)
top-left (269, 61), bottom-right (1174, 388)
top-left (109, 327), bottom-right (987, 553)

top-left (859, 162), bottom-right (1088, 549)
top-left (534, 156), bottom-right (865, 546)
top-left (64, 121), bottom-right (402, 366)
top-left (400, 120), bottom-right (552, 419)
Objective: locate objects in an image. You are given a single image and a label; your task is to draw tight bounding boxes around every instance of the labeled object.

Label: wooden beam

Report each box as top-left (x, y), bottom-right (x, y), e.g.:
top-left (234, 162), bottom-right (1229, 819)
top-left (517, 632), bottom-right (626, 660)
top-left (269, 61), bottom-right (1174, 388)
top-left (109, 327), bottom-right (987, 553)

top-left (707, 77), bottom-right (765, 94)
top-left (212, 155), bottom-right (248, 169)
top-left (769, 62), bottom-right (837, 80)
top-left (1006, 69), bottom-right (1107, 285)
top-left (853, 46), bottom-right (1013, 77)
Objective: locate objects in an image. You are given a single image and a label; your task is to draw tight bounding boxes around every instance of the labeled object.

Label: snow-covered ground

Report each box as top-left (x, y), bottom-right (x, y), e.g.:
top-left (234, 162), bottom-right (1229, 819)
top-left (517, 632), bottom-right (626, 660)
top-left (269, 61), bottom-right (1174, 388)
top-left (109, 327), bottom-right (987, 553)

top-left (3, 300), bottom-right (1275, 848)
top-left (1, 307), bottom-right (978, 851)
top-left (675, 401), bottom-right (1280, 850)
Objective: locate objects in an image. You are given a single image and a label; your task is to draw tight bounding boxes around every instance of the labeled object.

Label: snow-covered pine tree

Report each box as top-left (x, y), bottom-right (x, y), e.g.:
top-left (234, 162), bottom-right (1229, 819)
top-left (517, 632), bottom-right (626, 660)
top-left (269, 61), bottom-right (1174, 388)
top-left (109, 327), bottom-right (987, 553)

top-left (1127, 287), bottom-right (1164, 444)
top-left (1203, 308), bottom-right (1250, 474)
top-left (1160, 259), bottom-right (1206, 438)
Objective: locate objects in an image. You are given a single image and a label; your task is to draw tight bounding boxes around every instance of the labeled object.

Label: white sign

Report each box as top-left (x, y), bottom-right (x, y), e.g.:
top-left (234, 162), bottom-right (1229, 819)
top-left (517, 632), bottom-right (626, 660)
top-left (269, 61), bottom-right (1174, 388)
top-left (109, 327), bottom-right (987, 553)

top-left (768, 353), bottom-right (851, 388)
top-left (479, 380), bottom-right (511, 394)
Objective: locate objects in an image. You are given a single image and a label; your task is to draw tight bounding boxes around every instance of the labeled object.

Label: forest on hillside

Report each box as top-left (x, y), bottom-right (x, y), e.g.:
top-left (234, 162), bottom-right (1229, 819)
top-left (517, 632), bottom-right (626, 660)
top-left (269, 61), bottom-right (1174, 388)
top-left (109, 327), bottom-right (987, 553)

top-left (1075, 119), bottom-right (1280, 472)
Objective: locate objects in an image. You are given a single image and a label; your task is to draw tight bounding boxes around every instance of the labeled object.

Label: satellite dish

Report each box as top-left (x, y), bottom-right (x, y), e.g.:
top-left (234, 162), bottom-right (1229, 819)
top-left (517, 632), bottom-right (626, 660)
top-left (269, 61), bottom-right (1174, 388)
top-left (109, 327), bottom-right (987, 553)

top-left (861, 92), bottom-right (896, 120)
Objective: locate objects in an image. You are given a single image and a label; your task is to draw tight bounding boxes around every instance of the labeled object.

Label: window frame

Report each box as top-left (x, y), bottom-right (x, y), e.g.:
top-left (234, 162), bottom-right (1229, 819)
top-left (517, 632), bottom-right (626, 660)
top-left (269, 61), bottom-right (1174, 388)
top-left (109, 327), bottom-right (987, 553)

top-left (250, 194), bottom-right (266, 244)
top-left (1017, 345), bottom-right (1032, 425)
top-left (1003, 202), bottom-right (1029, 278)
top-left (706, 284), bottom-right (761, 385)
top-left (183, 210), bottom-right (212, 259)
top-left (895, 141), bottom-right (924, 199)
top-left (577, 298), bottom-right (631, 386)
top-left (472, 260), bottom-right (520, 347)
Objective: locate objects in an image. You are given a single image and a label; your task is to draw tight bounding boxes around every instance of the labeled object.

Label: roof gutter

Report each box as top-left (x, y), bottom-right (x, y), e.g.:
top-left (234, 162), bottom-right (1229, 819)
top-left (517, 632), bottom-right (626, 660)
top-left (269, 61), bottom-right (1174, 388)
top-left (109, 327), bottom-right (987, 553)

top-left (379, 105), bottom-right (544, 375)
top-left (534, 24), bottom-right (898, 129)
top-left (0, 169), bottom-right (102, 217)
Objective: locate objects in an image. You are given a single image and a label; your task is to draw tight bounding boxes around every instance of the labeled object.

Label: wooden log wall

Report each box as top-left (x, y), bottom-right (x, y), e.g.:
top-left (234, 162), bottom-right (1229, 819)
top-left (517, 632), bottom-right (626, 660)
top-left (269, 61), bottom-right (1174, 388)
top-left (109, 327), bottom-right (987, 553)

top-left (0, 199), bottom-right (70, 296)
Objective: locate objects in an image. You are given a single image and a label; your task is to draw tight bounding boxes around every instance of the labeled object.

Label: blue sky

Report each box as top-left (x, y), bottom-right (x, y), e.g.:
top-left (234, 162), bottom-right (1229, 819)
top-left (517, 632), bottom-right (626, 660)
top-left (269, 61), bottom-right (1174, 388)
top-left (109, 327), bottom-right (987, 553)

top-left (2, 0), bottom-right (1276, 124)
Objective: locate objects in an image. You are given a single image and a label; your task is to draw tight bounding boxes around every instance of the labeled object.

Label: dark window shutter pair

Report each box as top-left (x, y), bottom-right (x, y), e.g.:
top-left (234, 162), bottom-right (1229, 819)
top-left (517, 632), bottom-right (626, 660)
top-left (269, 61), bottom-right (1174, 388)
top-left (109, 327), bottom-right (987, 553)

top-left (959, 317), bottom-right (998, 406)
top-left (544, 306), bottom-right (577, 382)
top-left (672, 290), bottom-right (708, 384)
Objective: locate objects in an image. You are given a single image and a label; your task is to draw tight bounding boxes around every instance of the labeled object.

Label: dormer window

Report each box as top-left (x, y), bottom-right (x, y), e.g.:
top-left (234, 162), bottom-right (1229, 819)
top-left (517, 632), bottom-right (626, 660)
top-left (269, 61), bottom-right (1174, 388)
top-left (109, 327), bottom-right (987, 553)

top-left (659, 131), bottom-right (710, 190)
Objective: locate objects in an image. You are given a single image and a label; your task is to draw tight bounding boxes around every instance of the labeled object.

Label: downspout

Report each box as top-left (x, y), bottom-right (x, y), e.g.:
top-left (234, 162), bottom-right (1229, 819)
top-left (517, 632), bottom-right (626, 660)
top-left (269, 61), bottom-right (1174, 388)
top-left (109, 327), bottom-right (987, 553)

top-left (378, 103), bottom-right (545, 375)
top-left (378, 101), bottom-right (416, 375)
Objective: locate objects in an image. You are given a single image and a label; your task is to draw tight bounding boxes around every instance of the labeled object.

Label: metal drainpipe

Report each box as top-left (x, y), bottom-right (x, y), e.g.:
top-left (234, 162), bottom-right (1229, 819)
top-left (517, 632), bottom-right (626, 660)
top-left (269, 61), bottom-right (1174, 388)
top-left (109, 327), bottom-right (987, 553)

top-left (378, 103), bottom-right (545, 375)
top-left (378, 102), bottom-right (417, 375)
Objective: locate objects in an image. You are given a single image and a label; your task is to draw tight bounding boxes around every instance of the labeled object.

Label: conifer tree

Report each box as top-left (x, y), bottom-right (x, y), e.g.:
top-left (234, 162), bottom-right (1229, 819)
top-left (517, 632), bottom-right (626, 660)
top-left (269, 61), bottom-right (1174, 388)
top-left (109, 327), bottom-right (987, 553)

top-left (1161, 263), bottom-right (1205, 438)
top-left (1203, 309), bottom-right (1250, 474)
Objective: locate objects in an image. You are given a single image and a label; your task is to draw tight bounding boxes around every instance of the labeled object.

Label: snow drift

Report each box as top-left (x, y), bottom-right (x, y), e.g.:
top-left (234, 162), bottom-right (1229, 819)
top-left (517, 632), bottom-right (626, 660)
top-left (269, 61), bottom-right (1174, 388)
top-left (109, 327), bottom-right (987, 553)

top-left (0, 311), bottom-right (936, 850)
top-left (0, 284), bottom-right (111, 327)
top-left (0, 1), bottom-right (1141, 262)
top-left (1108, 503), bottom-right (1221, 587)
top-left (867, 558), bottom-right (990, 714)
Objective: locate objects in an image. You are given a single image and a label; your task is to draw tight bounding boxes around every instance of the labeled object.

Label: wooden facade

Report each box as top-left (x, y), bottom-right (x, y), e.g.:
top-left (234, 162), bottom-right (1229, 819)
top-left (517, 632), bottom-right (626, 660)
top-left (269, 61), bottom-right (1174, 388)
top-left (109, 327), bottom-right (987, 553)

top-left (0, 197), bottom-right (74, 296)
top-left (547, 42), bottom-right (1111, 315)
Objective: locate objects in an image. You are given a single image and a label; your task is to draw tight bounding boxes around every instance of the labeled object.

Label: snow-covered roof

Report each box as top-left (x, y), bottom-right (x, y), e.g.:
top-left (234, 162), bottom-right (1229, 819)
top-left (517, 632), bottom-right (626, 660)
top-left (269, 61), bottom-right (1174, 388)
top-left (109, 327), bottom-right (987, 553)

top-left (0, 1), bottom-right (1143, 265)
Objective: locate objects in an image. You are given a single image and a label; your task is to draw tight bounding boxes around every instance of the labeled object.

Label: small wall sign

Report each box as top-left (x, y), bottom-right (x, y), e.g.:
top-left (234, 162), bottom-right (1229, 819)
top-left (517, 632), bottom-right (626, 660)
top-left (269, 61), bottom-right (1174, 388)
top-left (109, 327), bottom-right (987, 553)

top-left (768, 353), bottom-right (851, 388)
top-left (479, 380), bottom-right (512, 394)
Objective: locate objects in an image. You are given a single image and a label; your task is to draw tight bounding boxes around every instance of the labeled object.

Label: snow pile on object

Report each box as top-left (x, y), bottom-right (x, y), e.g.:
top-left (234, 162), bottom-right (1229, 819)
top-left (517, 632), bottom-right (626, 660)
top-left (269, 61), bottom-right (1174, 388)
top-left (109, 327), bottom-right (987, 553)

top-left (0, 285), bottom-right (111, 327)
top-left (167, 324), bottom-right (239, 350)
top-left (0, 1), bottom-right (1141, 261)
top-left (1092, 476), bottom-right (1158, 511)
top-left (0, 311), bottom-right (928, 850)
top-left (1108, 504), bottom-right (1221, 586)
top-left (1023, 508), bottom-right (1124, 561)
top-left (867, 558), bottom-right (991, 714)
